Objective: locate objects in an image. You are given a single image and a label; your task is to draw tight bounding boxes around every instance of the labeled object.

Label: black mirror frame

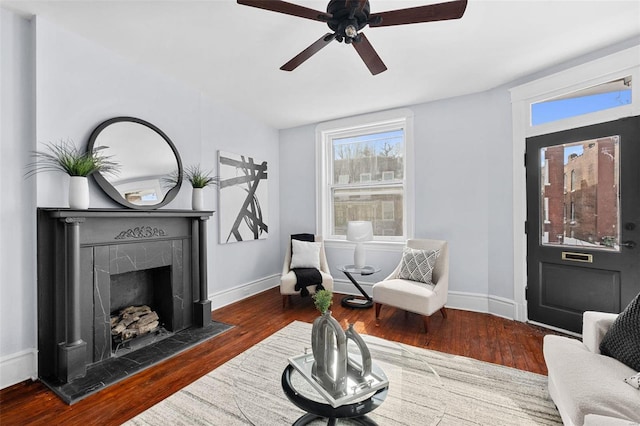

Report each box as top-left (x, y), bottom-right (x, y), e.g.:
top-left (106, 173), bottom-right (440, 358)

top-left (87, 116), bottom-right (183, 210)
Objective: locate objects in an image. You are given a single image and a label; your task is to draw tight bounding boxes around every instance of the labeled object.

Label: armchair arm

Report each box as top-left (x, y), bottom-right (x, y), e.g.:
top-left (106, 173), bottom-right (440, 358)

top-left (582, 311), bottom-right (618, 354)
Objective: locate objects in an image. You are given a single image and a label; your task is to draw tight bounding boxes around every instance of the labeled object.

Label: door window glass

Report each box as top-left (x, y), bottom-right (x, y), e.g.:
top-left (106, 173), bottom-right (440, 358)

top-left (539, 136), bottom-right (620, 250)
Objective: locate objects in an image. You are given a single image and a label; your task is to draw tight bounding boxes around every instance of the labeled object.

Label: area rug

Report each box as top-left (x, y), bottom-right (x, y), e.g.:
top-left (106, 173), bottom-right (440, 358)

top-left (124, 321), bottom-right (561, 425)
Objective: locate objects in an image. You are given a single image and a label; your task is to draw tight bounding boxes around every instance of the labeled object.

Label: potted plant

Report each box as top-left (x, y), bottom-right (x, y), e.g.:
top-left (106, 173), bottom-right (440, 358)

top-left (163, 164), bottom-right (218, 210)
top-left (26, 139), bottom-right (119, 209)
top-left (313, 289), bottom-right (333, 315)
top-left (184, 165), bottom-right (218, 210)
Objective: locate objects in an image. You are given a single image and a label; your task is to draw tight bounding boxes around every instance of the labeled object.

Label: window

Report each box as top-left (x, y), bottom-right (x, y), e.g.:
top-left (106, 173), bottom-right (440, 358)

top-left (543, 197), bottom-right (550, 224)
top-left (531, 77), bottom-right (632, 126)
top-left (316, 110), bottom-right (413, 242)
top-left (382, 201), bottom-right (395, 220)
top-left (543, 159), bottom-right (550, 186)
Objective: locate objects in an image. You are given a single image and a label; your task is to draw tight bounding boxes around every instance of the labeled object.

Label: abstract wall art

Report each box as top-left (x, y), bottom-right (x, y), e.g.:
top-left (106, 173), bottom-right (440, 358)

top-left (218, 151), bottom-right (268, 244)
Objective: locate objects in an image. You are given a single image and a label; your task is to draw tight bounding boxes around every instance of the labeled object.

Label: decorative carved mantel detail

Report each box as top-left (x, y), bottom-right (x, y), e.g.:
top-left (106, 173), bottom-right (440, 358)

top-left (114, 226), bottom-right (167, 240)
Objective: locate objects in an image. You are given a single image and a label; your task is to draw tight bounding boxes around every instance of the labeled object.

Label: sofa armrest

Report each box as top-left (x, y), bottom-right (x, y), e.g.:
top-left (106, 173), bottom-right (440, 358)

top-left (582, 311), bottom-right (618, 354)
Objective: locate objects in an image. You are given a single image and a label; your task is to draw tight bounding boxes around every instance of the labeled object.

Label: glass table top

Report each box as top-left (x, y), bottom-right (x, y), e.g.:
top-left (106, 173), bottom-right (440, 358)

top-left (233, 327), bottom-right (445, 425)
top-left (339, 265), bottom-right (381, 275)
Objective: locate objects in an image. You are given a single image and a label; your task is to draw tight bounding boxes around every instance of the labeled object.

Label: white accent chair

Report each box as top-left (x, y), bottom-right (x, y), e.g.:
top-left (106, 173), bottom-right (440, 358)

top-left (372, 239), bottom-right (449, 332)
top-left (280, 236), bottom-right (334, 309)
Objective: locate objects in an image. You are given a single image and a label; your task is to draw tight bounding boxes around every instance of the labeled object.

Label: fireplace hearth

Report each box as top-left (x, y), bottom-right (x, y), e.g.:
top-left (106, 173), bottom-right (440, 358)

top-left (37, 209), bottom-right (232, 404)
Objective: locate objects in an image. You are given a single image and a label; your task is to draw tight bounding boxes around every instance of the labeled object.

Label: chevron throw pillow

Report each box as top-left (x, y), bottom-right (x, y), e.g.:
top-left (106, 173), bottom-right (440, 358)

top-left (398, 247), bottom-right (440, 285)
top-left (600, 292), bottom-right (640, 371)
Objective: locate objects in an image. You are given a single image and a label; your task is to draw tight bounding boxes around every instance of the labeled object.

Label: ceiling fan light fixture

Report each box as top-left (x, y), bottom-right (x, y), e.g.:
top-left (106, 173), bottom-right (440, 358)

top-left (345, 24), bottom-right (358, 38)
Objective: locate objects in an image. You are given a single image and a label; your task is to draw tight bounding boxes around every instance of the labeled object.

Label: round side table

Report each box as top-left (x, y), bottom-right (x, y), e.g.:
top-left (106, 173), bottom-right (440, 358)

top-left (339, 265), bottom-right (380, 309)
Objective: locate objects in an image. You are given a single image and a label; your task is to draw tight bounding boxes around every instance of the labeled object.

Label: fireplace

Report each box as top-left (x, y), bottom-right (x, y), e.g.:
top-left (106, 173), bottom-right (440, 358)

top-left (37, 208), bottom-right (230, 403)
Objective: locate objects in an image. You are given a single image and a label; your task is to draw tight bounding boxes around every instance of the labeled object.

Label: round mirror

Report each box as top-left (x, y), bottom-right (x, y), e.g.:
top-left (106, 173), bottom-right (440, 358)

top-left (87, 117), bottom-right (182, 209)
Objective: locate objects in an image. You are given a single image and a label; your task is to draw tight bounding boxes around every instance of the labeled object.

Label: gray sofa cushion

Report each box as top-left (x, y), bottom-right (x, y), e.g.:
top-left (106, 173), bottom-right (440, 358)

top-left (600, 293), bottom-right (640, 371)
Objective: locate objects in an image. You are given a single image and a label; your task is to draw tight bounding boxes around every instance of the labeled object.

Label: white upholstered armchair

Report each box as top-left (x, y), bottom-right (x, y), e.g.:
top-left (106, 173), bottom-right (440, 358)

top-left (280, 235), bottom-right (334, 309)
top-left (372, 239), bottom-right (449, 332)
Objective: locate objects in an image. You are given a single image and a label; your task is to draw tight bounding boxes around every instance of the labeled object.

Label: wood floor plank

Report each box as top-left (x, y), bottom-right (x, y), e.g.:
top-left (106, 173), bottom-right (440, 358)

top-left (0, 288), bottom-right (562, 425)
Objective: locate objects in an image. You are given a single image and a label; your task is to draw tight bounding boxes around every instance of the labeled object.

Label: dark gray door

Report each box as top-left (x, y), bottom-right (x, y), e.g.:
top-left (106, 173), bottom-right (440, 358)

top-left (526, 116), bottom-right (640, 333)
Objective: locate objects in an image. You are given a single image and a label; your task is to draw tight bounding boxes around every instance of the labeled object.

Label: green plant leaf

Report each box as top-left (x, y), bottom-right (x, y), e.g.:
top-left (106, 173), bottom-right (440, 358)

top-left (25, 139), bottom-right (120, 178)
top-left (184, 164), bottom-right (219, 188)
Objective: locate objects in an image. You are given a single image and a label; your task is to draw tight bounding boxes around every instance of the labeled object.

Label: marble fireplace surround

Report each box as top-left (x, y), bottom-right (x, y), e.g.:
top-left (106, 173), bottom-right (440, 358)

top-left (37, 208), bottom-right (229, 404)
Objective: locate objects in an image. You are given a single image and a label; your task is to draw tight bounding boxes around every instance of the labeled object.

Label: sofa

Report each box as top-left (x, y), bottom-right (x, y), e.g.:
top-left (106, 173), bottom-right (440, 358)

top-left (543, 311), bottom-right (640, 426)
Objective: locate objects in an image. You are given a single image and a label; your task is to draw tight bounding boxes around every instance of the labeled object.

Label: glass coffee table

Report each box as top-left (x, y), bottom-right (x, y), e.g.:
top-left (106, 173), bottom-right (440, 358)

top-left (233, 326), bottom-right (445, 425)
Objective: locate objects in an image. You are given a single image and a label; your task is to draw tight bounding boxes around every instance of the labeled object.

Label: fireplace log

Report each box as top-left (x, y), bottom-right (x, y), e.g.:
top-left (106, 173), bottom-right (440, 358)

top-left (110, 306), bottom-right (160, 342)
top-left (121, 305), bottom-right (151, 315)
top-left (136, 320), bottom-right (159, 335)
top-left (136, 311), bottom-right (159, 327)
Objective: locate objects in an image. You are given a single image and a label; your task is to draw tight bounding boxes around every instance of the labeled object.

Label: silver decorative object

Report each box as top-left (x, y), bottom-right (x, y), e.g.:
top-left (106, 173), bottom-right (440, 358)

top-left (310, 311), bottom-right (373, 394)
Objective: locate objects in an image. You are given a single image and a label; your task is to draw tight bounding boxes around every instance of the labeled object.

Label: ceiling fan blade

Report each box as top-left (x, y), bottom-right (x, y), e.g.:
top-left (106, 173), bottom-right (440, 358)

top-left (352, 33), bottom-right (387, 75)
top-left (237, 0), bottom-right (331, 22)
top-left (281, 33), bottom-right (336, 71)
top-left (369, 0), bottom-right (468, 27)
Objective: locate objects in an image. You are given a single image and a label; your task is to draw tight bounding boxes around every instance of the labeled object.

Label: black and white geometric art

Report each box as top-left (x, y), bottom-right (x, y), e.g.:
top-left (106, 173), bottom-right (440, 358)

top-left (218, 151), bottom-right (268, 244)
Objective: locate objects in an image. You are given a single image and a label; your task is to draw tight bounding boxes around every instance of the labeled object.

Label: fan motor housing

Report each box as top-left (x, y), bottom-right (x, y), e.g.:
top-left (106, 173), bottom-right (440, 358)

top-left (326, 0), bottom-right (370, 37)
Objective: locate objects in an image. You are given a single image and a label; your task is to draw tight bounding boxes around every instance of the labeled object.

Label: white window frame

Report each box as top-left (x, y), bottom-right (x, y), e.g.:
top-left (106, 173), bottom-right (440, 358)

top-left (510, 44), bottom-right (640, 324)
top-left (316, 108), bottom-right (415, 244)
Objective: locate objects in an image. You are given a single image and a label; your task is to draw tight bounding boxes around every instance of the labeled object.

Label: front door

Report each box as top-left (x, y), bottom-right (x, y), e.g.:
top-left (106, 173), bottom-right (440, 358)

top-left (526, 116), bottom-right (640, 333)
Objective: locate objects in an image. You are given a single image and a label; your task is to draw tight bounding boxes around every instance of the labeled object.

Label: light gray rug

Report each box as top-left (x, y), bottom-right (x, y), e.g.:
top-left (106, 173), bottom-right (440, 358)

top-left (124, 321), bottom-right (561, 425)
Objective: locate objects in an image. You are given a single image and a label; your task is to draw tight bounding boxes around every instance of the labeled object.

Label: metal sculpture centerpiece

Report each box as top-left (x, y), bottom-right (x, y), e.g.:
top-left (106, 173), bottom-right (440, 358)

top-left (288, 311), bottom-right (388, 408)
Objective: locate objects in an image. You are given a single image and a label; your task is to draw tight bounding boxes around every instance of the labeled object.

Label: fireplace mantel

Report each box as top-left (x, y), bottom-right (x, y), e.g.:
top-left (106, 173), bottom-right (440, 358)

top-left (37, 208), bottom-right (214, 401)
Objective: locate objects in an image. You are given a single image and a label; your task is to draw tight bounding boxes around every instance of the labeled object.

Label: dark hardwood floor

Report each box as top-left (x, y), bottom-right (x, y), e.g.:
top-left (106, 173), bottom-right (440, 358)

top-left (0, 287), bottom-right (563, 425)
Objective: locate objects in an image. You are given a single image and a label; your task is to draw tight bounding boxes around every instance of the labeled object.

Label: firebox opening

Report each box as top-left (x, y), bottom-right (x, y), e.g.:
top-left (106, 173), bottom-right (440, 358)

top-left (110, 266), bottom-right (173, 355)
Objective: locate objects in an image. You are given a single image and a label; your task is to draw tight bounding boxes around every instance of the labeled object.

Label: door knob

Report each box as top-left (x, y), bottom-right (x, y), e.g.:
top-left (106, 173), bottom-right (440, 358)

top-left (621, 241), bottom-right (636, 249)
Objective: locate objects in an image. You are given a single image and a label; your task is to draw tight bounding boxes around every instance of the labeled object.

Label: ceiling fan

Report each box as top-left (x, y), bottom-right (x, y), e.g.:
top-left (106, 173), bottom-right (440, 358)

top-left (237, 0), bottom-right (468, 75)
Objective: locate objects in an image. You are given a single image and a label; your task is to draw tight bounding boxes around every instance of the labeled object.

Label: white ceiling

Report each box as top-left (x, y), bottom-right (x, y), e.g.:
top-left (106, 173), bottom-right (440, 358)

top-left (3, 0), bottom-right (640, 129)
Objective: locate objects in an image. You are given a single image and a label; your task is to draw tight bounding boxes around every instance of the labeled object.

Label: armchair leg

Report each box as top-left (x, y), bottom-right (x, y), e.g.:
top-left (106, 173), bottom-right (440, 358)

top-left (282, 295), bottom-right (292, 309)
top-left (374, 303), bottom-right (382, 326)
top-left (440, 307), bottom-right (447, 319)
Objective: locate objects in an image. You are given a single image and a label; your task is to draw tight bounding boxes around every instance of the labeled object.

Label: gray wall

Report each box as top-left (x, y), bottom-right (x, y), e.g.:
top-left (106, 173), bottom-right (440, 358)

top-left (0, 12), bottom-right (280, 388)
top-left (278, 89), bottom-right (515, 311)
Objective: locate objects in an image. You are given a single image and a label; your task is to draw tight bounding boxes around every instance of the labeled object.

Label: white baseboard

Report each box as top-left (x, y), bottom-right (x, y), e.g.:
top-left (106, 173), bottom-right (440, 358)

top-left (333, 280), bottom-right (518, 320)
top-left (447, 291), bottom-right (517, 320)
top-left (209, 274), bottom-right (280, 310)
top-left (487, 295), bottom-right (518, 320)
top-left (0, 348), bottom-right (37, 390)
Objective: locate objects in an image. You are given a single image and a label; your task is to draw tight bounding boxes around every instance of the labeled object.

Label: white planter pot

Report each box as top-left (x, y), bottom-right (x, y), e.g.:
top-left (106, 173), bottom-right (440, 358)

top-left (69, 176), bottom-right (90, 209)
top-left (192, 187), bottom-right (204, 210)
